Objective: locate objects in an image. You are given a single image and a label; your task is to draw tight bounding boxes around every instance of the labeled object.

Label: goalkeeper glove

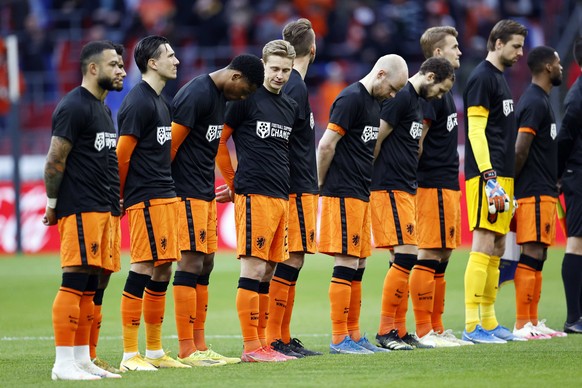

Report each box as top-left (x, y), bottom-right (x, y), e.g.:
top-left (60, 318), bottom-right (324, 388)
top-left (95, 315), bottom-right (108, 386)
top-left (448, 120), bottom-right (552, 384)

top-left (482, 169), bottom-right (510, 214)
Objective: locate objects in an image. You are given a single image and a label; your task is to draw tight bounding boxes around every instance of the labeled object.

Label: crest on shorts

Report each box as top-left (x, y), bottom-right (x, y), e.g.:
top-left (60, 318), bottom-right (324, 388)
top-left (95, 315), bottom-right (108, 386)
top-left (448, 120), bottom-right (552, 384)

top-left (449, 226), bottom-right (455, 239)
top-left (160, 236), bottom-right (168, 252)
top-left (94, 132), bottom-right (105, 152)
top-left (352, 234), bottom-right (360, 247)
top-left (199, 229), bottom-right (207, 243)
top-left (90, 242), bottom-right (99, 256)
top-left (502, 99), bottom-right (514, 116)
top-left (545, 223), bottom-right (551, 234)
top-left (309, 229), bottom-right (315, 243)
top-left (406, 223), bottom-right (415, 236)
top-left (256, 121), bottom-right (271, 138)
top-left (550, 123), bottom-right (557, 140)
top-left (256, 236), bottom-right (266, 249)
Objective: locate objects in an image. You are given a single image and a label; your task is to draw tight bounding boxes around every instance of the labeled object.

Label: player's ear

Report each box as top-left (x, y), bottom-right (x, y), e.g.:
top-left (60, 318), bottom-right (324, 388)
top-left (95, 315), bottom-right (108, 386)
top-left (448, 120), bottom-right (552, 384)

top-left (231, 72), bottom-right (242, 81)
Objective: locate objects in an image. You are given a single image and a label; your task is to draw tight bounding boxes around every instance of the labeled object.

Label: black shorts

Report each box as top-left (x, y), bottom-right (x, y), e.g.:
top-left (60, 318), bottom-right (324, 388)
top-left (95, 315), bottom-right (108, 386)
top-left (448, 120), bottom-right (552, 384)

top-left (562, 170), bottom-right (582, 237)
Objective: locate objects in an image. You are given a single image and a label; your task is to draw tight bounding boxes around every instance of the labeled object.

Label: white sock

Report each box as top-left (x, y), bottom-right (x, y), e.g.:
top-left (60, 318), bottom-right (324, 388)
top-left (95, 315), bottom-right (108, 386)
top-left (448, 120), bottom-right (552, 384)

top-left (145, 349), bottom-right (165, 359)
top-left (73, 345), bottom-right (91, 364)
top-left (54, 346), bottom-right (74, 368)
top-left (123, 351), bottom-right (139, 361)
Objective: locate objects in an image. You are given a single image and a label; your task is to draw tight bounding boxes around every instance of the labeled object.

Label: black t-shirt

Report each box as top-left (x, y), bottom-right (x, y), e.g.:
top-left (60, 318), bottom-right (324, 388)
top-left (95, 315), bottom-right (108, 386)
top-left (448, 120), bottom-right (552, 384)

top-left (224, 86), bottom-right (299, 199)
top-left (558, 76), bottom-right (582, 176)
top-left (463, 60), bottom-right (516, 179)
top-left (51, 86), bottom-right (114, 218)
top-left (320, 82), bottom-right (381, 201)
top-left (371, 82), bottom-right (422, 194)
top-left (172, 74), bottom-right (226, 200)
top-left (118, 81), bottom-right (176, 208)
top-left (515, 83), bottom-right (558, 198)
top-left (418, 91), bottom-right (460, 190)
top-left (285, 69), bottom-right (318, 194)
top-left (104, 105), bottom-right (120, 216)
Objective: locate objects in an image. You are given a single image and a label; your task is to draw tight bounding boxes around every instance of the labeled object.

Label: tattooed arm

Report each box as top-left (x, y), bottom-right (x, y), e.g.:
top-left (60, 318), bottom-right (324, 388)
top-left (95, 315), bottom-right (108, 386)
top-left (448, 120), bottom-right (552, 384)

top-left (42, 136), bottom-right (73, 226)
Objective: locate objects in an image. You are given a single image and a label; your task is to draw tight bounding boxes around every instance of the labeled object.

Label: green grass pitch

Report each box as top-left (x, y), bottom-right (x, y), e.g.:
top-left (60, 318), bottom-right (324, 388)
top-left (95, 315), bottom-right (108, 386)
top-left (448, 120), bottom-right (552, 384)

top-left (1, 249), bottom-right (581, 387)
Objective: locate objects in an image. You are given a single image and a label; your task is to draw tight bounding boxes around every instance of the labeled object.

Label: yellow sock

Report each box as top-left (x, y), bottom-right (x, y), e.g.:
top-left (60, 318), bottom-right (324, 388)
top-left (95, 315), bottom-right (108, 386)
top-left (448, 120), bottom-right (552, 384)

top-left (464, 251), bottom-right (490, 332)
top-left (481, 255), bottom-right (500, 330)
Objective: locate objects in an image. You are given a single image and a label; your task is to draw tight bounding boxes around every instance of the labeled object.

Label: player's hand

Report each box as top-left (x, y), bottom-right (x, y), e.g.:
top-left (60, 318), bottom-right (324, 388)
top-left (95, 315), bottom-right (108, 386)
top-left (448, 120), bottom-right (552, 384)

top-left (42, 207), bottom-right (57, 226)
top-left (483, 169), bottom-right (510, 214)
top-left (512, 196), bottom-right (518, 218)
top-left (119, 198), bottom-right (126, 218)
top-left (215, 184), bottom-right (233, 203)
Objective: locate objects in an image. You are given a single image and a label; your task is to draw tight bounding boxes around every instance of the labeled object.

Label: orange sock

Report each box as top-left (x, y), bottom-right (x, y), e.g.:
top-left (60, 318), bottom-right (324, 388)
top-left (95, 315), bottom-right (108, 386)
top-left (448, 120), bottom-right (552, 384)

top-left (193, 280), bottom-right (209, 350)
top-left (530, 262), bottom-right (544, 326)
top-left (89, 286), bottom-right (105, 359)
top-left (281, 281), bottom-right (296, 343)
top-left (53, 286), bottom-right (83, 347)
top-left (74, 290), bottom-right (95, 347)
top-left (258, 282), bottom-right (270, 347)
top-left (431, 261), bottom-right (447, 333)
top-left (348, 268), bottom-right (364, 342)
top-left (90, 303), bottom-right (102, 359)
top-left (237, 278), bottom-right (261, 352)
top-left (514, 255), bottom-right (537, 329)
top-left (121, 272), bottom-right (149, 353)
top-left (410, 261), bottom-right (438, 338)
top-left (143, 281), bottom-right (168, 352)
top-left (173, 284), bottom-right (196, 358)
top-left (395, 283), bottom-right (409, 337)
top-left (378, 254), bottom-right (414, 335)
top-left (266, 276), bottom-right (290, 345)
top-left (329, 266), bottom-right (355, 344)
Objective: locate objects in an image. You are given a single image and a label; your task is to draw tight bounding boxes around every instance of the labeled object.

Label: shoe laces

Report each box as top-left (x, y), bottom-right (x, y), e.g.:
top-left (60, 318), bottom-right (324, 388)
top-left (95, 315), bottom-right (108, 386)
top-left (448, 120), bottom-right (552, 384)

top-left (290, 338), bottom-right (305, 348)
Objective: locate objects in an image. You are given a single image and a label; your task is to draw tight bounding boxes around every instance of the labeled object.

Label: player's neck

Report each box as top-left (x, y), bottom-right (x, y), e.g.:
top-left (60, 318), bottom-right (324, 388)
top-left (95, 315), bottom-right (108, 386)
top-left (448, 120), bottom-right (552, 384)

top-left (532, 77), bottom-right (552, 95)
top-left (485, 52), bottom-right (505, 72)
top-left (408, 73), bottom-right (422, 96)
top-left (142, 73), bottom-right (166, 95)
top-left (293, 56), bottom-right (311, 80)
top-left (81, 79), bottom-right (107, 101)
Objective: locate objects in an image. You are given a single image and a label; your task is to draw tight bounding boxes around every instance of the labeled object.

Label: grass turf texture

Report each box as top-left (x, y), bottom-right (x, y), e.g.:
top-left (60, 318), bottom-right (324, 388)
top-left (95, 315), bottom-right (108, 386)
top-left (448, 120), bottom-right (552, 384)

top-left (1, 249), bottom-right (581, 387)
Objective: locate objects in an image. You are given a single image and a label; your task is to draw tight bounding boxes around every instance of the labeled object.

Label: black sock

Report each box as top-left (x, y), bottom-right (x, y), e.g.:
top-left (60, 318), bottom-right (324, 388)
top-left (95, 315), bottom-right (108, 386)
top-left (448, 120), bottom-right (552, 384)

top-left (562, 253), bottom-right (582, 323)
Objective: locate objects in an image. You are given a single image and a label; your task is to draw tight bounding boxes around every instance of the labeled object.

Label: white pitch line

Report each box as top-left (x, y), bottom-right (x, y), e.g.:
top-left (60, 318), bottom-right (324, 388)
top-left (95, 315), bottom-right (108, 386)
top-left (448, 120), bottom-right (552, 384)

top-left (1, 333), bottom-right (328, 342)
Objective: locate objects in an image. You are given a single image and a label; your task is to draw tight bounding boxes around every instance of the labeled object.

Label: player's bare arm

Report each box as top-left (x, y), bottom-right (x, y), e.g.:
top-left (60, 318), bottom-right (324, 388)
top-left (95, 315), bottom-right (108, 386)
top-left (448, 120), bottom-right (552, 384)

top-left (316, 129), bottom-right (342, 190)
top-left (373, 119), bottom-right (394, 159)
top-left (514, 131), bottom-right (534, 178)
top-left (43, 136), bottom-right (72, 226)
top-left (418, 121), bottom-right (431, 158)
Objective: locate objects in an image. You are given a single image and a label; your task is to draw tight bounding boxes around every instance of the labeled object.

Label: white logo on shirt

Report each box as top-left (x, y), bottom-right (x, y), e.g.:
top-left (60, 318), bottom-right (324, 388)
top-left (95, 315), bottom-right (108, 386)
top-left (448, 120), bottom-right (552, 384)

top-left (361, 125), bottom-right (379, 143)
top-left (157, 126), bottom-right (172, 145)
top-left (550, 123), bottom-right (557, 140)
top-left (447, 113), bottom-right (458, 132)
top-left (409, 122), bottom-right (423, 139)
top-left (94, 132), bottom-right (105, 151)
top-left (502, 99), bottom-right (514, 116)
top-left (309, 112), bottom-right (315, 130)
top-left (256, 121), bottom-right (291, 140)
top-left (206, 124), bottom-right (223, 142)
top-left (94, 132), bottom-right (117, 152)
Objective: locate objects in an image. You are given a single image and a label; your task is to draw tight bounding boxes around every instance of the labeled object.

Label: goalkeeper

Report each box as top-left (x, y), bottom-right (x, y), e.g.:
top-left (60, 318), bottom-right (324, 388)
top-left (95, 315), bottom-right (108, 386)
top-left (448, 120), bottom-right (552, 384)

top-left (461, 19), bottom-right (528, 344)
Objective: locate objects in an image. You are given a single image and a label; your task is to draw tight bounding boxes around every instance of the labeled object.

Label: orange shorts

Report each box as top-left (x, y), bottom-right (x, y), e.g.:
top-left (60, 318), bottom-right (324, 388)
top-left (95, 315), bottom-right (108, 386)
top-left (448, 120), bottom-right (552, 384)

top-left (178, 197), bottom-right (218, 254)
top-left (416, 187), bottom-right (462, 249)
top-left (126, 198), bottom-right (180, 265)
top-left (371, 190), bottom-right (417, 248)
top-left (235, 194), bottom-right (289, 262)
top-left (288, 193), bottom-right (318, 254)
top-left (318, 196), bottom-right (371, 258)
top-left (515, 195), bottom-right (557, 246)
top-left (103, 214), bottom-right (122, 273)
top-left (57, 212), bottom-right (111, 268)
